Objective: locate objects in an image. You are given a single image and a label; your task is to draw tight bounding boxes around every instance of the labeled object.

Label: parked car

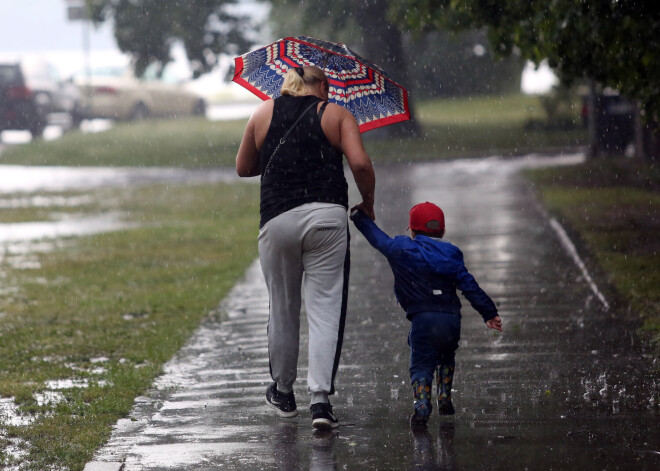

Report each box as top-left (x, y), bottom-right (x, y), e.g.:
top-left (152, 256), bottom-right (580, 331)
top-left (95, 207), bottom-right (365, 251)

top-left (0, 57), bottom-right (82, 137)
top-left (73, 64), bottom-right (206, 121)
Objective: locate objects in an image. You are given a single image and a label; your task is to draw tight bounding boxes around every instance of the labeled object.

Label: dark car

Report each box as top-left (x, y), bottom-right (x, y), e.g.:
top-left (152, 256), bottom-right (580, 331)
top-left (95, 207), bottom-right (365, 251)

top-left (0, 57), bottom-right (82, 138)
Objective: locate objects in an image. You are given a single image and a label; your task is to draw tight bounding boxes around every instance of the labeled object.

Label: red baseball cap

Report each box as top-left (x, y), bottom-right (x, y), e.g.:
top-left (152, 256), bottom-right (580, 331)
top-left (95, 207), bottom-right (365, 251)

top-left (408, 202), bottom-right (445, 235)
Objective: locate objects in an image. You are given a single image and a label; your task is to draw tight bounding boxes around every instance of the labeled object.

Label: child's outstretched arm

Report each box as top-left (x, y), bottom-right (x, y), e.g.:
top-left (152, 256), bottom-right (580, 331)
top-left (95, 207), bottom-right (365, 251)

top-left (454, 265), bottom-right (501, 330)
top-left (350, 207), bottom-right (397, 256)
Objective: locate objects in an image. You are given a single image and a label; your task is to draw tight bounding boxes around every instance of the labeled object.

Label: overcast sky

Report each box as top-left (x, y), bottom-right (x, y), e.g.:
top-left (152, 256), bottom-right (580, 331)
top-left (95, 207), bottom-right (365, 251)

top-left (0, 0), bottom-right (117, 52)
top-left (0, 0), bottom-right (270, 81)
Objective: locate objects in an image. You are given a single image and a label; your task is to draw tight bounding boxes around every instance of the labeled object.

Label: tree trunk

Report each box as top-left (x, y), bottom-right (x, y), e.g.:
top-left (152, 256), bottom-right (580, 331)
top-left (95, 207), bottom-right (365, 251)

top-left (354, 0), bottom-right (419, 138)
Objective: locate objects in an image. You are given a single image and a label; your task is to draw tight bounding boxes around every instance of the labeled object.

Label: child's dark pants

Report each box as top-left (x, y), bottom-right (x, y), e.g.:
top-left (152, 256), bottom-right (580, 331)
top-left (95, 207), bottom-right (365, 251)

top-left (408, 311), bottom-right (461, 384)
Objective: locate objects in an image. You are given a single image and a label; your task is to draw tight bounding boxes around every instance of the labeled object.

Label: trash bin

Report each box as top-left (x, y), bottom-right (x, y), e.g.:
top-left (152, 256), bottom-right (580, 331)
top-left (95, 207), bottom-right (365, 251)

top-left (594, 94), bottom-right (635, 154)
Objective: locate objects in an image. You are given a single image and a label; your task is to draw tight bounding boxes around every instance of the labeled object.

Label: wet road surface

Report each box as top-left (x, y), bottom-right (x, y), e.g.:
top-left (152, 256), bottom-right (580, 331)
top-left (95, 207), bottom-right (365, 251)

top-left (87, 155), bottom-right (658, 470)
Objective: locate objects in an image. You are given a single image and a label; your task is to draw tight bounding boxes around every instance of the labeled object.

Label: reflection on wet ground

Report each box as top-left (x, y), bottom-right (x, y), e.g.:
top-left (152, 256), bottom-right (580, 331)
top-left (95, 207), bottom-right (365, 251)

top-left (0, 194), bottom-right (94, 208)
top-left (88, 154), bottom-right (658, 470)
top-left (0, 165), bottom-right (240, 194)
top-left (0, 165), bottom-right (242, 271)
top-left (0, 212), bottom-right (133, 243)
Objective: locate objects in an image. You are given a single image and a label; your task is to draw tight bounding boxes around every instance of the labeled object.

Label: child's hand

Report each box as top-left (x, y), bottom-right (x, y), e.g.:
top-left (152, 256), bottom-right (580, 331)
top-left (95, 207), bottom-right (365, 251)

top-left (350, 202), bottom-right (375, 221)
top-left (486, 316), bottom-right (502, 332)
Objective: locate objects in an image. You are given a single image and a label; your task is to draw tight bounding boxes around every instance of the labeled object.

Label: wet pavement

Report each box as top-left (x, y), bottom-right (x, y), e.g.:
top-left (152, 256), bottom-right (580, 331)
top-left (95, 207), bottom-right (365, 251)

top-left (75, 154), bottom-right (658, 470)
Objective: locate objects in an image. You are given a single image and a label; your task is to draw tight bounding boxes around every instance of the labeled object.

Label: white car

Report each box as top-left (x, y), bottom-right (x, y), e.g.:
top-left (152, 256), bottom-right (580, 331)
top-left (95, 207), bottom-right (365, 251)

top-left (74, 64), bottom-right (206, 121)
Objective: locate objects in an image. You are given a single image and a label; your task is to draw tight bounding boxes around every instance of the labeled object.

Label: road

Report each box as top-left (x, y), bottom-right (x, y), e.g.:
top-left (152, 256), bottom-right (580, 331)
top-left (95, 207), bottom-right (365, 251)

top-left (85, 154), bottom-right (659, 471)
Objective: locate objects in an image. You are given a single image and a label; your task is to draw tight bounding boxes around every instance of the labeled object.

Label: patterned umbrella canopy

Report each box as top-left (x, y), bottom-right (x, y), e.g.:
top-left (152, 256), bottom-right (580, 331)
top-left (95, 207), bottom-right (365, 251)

top-left (232, 36), bottom-right (410, 133)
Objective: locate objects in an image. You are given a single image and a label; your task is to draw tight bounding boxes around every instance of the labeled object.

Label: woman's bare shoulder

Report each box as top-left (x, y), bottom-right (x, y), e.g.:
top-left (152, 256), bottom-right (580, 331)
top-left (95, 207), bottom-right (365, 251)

top-left (324, 102), bottom-right (355, 122)
top-left (252, 99), bottom-right (274, 117)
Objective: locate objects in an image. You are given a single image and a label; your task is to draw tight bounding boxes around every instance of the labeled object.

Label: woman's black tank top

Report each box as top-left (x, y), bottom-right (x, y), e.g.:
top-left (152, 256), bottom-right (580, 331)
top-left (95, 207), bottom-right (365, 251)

top-left (259, 95), bottom-right (348, 228)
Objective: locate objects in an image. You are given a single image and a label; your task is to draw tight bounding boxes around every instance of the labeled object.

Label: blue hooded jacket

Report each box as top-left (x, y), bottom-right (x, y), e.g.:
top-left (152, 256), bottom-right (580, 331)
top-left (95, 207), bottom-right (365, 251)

top-left (351, 210), bottom-right (498, 322)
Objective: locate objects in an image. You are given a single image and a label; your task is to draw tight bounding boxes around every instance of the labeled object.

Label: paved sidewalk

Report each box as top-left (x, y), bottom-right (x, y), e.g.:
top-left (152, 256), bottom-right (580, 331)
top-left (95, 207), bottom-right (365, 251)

top-left (86, 155), bottom-right (659, 471)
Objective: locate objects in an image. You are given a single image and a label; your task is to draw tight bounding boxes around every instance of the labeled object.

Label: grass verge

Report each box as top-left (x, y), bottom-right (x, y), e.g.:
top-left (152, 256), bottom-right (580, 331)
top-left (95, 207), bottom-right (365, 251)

top-left (0, 94), bottom-right (587, 167)
top-left (525, 159), bottom-right (660, 352)
top-left (366, 94), bottom-right (586, 161)
top-left (0, 182), bottom-right (260, 470)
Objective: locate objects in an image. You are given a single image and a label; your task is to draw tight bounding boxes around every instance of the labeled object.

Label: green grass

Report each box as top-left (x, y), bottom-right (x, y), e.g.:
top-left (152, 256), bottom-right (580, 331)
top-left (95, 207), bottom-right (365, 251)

top-left (0, 94), bottom-right (587, 167)
top-left (0, 118), bottom-right (247, 167)
top-left (526, 159), bottom-right (660, 351)
top-left (0, 183), bottom-right (260, 470)
top-left (365, 94), bottom-right (586, 162)
top-left (416, 94), bottom-right (546, 125)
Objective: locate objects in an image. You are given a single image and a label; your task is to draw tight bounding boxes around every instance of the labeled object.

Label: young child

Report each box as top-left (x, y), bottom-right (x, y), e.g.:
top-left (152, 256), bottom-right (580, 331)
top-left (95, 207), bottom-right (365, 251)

top-left (350, 201), bottom-right (502, 426)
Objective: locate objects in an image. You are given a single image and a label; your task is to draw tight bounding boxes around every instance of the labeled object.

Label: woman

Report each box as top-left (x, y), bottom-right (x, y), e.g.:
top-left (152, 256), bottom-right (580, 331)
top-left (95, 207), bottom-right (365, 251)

top-left (236, 65), bottom-right (376, 430)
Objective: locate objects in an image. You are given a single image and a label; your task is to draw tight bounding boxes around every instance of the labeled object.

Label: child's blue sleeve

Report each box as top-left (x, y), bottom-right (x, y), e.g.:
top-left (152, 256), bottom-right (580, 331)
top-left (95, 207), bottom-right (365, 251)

top-left (350, 210), bottom-right (397, 257)
top-left (455, 265), bottom-right (499, 321)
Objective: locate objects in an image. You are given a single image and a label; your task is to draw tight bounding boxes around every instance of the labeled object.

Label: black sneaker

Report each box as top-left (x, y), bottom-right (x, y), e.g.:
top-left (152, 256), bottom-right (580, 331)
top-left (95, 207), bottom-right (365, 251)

top-left (266, 382), bottom-right (298, 417)
top-left (310, 402), bottom-right (339, 430)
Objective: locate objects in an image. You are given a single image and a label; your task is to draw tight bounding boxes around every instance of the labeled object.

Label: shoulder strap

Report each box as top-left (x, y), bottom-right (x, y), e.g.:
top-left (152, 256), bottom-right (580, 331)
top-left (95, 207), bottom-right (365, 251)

top-left (261, 98), bottom-right (320, 183)
top-left (280, 99), bottom-right (320, 143)
top-left (318, 101), bottom-right (329, 121)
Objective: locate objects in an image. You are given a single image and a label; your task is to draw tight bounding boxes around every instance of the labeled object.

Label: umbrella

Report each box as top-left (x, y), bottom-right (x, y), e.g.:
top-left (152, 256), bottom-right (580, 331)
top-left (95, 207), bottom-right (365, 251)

top-left (232, 36), bottom-right (410, 133)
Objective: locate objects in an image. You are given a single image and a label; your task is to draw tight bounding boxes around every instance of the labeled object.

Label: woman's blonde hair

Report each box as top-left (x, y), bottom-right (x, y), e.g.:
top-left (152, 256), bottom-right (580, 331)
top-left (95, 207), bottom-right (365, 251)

top-left (280, 65), bottom-right (328, 97)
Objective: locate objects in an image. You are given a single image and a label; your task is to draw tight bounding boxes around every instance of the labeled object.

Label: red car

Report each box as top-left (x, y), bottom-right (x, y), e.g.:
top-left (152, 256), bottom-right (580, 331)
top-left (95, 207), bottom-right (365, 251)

top-left (0, 58), bottom-right (82, 138)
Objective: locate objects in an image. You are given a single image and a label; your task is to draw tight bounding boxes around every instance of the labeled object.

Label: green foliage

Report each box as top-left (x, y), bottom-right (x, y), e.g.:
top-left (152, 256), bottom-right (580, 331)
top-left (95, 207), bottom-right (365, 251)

top-left (87, 0), bottom-right (254, 77)
top-left (404, 29), bottom-right (523, 98)
top-left (265, 0), bottom-right (524, 100)
top-left (389, 0), bottom-right (660, 117)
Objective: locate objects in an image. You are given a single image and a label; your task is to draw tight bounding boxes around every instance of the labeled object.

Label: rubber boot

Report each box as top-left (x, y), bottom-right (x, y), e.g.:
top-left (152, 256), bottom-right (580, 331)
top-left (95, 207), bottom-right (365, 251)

top-left (410, 378), bottom-right (432, 426)
top-left (436, 365), bottom-right (455, 416)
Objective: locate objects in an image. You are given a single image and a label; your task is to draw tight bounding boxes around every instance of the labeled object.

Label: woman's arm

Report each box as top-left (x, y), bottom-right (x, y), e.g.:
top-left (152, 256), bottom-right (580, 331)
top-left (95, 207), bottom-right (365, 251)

top-left (236, 100), bottom-right (274, 177)
top-left (342, 115), bottom-right (376, 220)
top-left (321, 104), bottom-right (376, 220)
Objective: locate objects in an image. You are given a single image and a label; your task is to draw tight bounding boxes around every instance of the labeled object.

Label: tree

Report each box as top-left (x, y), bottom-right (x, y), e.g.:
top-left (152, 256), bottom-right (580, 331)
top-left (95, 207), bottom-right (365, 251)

top-left (389, 0), bottom-right (660, 157)
top-left (265, 1), bottom-right (524, 135)
top-left (265, 0), bottom-right (419, 137)
top-left (404, 29), bottom-right (523, 99)
top-left (87, 0), bottom-right (256, 78)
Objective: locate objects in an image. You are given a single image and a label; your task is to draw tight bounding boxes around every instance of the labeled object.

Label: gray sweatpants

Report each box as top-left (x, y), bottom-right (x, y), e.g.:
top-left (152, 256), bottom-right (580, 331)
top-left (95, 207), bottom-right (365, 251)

top-left (258, 202), bottom-right (350, 405)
